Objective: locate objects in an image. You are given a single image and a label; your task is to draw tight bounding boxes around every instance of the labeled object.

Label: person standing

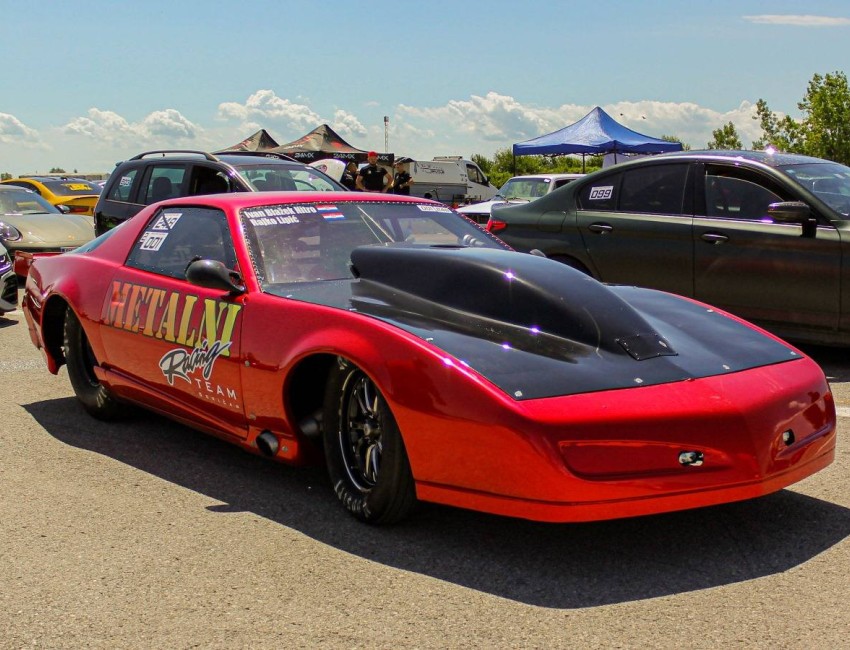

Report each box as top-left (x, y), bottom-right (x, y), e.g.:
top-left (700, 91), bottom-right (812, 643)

top-left (392, 161), bottom-right (414, 195)
top-left (340, 161), bottom-right (358, 190)
top-left (356, 151), bottom-right (393, 193)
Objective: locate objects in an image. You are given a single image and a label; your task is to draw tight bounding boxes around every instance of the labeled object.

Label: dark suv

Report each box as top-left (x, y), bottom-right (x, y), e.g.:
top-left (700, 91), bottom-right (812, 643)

top-left (94, 150), bottom-right (345, 235)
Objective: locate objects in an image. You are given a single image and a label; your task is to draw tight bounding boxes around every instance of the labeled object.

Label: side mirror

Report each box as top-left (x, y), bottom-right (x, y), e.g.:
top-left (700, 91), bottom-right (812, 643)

top-left (185, 258), bottom-right (245, 295)
top-left (767, 201), bottom-right (810, 223)
top-left (57, 204), bottom-right (71, 214)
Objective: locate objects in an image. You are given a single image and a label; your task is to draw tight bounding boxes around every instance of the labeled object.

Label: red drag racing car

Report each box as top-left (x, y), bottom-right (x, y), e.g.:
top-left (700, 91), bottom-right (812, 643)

top-left (23, 191), bottom-right (836, 524)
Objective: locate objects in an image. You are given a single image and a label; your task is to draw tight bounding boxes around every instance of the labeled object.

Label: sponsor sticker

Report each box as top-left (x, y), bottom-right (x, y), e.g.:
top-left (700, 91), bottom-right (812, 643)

top-left (119, 175), bottom-right (133, 187)
top-left (417, 204), bottom-right (452, 213)
top-left (151, 212), bottom-right (182, 231)
top-left (139, 231), bottom-right (168, 251)
top-left (588, 186), bottom-right (614, 200)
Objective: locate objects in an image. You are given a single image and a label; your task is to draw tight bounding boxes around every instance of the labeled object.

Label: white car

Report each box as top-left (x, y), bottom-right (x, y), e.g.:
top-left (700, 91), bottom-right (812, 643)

top-left (456, 173), bottom-right (584, 224)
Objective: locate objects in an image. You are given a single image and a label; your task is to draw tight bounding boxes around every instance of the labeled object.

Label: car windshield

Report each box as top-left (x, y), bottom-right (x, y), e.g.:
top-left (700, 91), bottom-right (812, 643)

top-left (497, 178), bottom-right (552, 201)
top-left (781, 162), bottom-right (850, 217)
top-left (0, 189), bottom-right (61, 215)
top-left (234, 163), bottom-right (343, 192)
top-left (41, 179), bottom-right (101, 196)
top-left (241, 200), bottom-right (508, 285)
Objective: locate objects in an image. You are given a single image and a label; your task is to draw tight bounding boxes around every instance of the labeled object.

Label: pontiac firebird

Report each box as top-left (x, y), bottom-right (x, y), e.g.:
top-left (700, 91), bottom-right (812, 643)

top-left (22, 191), bottom-right (836, 524)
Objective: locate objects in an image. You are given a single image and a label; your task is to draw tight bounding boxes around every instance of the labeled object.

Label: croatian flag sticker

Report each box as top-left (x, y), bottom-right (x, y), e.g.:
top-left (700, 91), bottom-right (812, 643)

top-left (317, 204), bottom-right (345, 220)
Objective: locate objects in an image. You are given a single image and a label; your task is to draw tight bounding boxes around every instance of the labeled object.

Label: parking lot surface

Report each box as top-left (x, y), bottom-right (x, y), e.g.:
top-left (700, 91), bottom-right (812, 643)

top-left (1, 292), bottom-right (848, 649)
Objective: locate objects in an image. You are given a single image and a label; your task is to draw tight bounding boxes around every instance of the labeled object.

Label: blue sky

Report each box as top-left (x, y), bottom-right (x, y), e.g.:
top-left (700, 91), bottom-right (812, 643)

top-left (1, 0), bottom-right (848, 174)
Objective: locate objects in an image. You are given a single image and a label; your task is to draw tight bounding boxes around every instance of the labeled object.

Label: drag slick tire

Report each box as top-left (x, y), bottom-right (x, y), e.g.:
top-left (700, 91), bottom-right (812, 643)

top-left (323, 358), bottom-right (416, 524)
top-left (64, 310), bottom-right (121, 420)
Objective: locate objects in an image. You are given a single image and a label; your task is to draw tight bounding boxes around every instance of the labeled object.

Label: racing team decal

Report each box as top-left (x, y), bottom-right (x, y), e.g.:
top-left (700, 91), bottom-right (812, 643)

top-left (588, 185), bottom-right (614, 200)
top-left (103, 281), bottom-right (242, 395)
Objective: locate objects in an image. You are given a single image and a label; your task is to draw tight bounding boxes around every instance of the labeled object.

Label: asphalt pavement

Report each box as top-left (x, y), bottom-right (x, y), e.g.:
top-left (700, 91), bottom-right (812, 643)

top-left (1, 293), bottom-right (848, 649)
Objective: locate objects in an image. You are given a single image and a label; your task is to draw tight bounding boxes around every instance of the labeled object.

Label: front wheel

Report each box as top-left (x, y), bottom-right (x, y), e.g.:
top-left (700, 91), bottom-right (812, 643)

top-left (322, 358), bottom-right (416, 524)
top-left (64, 309), bottom-right (121, 420)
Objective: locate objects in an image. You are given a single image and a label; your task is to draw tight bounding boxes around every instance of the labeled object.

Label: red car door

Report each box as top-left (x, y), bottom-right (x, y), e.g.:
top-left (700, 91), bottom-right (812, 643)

top-left (98, 206), bottom-right (248, 438)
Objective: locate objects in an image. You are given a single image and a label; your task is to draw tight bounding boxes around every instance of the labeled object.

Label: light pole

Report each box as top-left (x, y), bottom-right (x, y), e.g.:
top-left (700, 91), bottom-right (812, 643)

top-left (384, 116), bottom-right (389, 152)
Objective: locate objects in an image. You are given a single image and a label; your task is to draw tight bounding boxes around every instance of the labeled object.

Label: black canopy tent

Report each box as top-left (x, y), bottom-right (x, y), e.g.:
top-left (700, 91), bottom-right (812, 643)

top-left (215, 129), bottom-right (280, 153)
top-left (267, 124), bottom-right (393, 165)
top-left (512, 107), bottom-right (682, 171)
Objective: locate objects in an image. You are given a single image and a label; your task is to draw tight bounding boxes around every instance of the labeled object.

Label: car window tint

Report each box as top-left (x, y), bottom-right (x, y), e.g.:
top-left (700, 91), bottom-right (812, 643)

top-left (577, 173), bottom-right (621, 211)
top-left (705, 167), bottom-right (784, 220)
top-left (126, 206), bottom-right (236, 279)
top-left (618, 164), bottom-right (688, 215)
top-left (142, 166), bottom-right (187, 205)
top-left (189, 165), bottom-right (231, 196)
top-left (107, 169), bottom-right (138, 202)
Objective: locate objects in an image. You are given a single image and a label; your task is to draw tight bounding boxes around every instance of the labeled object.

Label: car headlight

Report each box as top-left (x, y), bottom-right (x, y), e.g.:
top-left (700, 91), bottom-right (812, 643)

top-left (0, 222), bottom-right (22, 242)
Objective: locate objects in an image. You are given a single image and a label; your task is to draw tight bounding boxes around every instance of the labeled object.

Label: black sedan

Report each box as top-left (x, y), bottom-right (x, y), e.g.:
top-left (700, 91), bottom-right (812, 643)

top-left (488, 150), bottom-right (850, 346)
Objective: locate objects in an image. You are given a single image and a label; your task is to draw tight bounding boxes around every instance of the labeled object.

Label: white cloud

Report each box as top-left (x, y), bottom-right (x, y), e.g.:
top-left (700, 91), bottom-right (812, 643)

top-left (218, 90), bottom-right (322, 132)
top-left (63, 107), bottom-right (199, 145)
top-left (393, 93), bottom-right (774, 155)
top-left (743, 14), bottom-right (850, 26)
top-left (0, 112), bottom-right (40, 143)
top-left (331, 110), bottom-right (367, 138)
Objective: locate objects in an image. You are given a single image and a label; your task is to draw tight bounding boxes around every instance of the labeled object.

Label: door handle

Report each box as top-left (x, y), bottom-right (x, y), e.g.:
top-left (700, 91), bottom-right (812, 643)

top-left (700, 232), bottom-right (729, 244)
top-left (587, 223), bottom-right (613, 234)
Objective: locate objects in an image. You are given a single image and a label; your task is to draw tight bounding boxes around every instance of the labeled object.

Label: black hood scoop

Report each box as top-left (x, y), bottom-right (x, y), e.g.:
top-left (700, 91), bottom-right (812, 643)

top-left (271, 244), bottom-right (797, 400)
top-left (349, 244), bottom-right (677, 361)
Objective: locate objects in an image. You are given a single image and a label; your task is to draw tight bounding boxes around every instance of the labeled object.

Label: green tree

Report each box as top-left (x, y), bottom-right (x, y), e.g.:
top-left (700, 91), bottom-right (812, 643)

top-left (798, 71), bottom-right (850, 164)
top-left (473, 148), bottom-right (600, 187)
top-left (0, 172), bottom-right (11, 181)
top-left (707, 122), bottom-right (742, 150)
top-left (470, 153), bottom-right (491, 176)
top-left (49, 167), bottom-right (66, 173)
top-left (661, 135), bottom-right (691, 151)
top-left (751, 98), bottom-right (803, 152)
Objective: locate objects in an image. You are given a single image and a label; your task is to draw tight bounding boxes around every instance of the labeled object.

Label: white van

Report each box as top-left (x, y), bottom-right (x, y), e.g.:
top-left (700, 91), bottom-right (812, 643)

top-left (403, 157), bottom-right (498, 205)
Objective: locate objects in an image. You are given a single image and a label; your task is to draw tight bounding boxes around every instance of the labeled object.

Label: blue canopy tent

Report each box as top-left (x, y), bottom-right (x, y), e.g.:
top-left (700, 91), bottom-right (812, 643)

top-left (512, 106), bottom-right (683, 171)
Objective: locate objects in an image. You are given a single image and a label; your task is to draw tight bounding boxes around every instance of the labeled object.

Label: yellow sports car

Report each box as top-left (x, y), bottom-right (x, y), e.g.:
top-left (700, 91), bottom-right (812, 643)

top-left (1, 176), bottom-right (101, 216)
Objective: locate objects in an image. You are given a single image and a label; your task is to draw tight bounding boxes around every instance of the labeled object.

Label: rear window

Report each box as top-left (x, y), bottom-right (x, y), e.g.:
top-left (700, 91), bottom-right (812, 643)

top-left (42, 180), bottom-right (101, 196)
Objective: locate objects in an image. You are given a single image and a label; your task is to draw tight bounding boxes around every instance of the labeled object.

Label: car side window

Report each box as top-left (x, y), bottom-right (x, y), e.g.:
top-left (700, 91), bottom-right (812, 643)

top-left (577, 172), bottom-right (622, 211)
top-left (141, 165), bottom-right (187, 205)
top-left (618, 165), bottom-right (688, 215)
top-left (6, 181), bottom-right (39, 194)
top-left (466, 164), bottom-right (485, 184)
top-left (704, 167), bottom-right (785, 220)
top-left (189, 165), bottom-right (232, 196)
top-left (126, 206), bottom-right (237, 280)
top-left (107, 169), bottom-right (138, 202)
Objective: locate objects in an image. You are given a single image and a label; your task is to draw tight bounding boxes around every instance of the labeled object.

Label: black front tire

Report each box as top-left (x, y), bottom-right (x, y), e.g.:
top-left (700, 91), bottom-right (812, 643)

top-left (322, 358), bottom-right (416, 524)
top-left (64, 309), bottom-right (121, 420)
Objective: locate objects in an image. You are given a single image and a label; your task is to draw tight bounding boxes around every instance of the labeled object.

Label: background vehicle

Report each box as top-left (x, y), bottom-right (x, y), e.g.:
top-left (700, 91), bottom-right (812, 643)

top-left (457, 173), bottom-right (583, 224)
top-left (1, 176), bottom-right (101, 216)
top-left (489, 150), bottom-right (850, 346)
top-left (400, 156), bottom-right (498, 206)
top-left (0, 185), bottom-right (95, 276)
top-left (0, 242), bottom-right (16, 313)
top-left (22, 192), bottom-right (835, 525)
top-left (94, 150), bottom-right (345, 235)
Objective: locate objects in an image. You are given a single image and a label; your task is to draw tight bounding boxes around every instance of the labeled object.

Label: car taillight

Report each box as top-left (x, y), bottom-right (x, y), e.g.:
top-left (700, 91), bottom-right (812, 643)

top-left (486, 218), bottom-right (507, 233)
top-left (66, 205), bottom-right (88, 213)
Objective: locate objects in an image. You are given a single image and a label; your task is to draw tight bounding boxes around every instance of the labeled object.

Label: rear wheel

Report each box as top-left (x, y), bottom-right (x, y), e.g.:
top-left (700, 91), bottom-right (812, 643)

top-left (322, 358), bottom-right (416, 524)
top-left (64, 310), bottom-right (121, 420)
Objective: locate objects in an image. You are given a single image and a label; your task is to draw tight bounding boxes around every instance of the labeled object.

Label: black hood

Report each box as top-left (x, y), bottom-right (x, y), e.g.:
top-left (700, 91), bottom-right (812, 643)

top-left (269, 245), bottom-right (798, 400)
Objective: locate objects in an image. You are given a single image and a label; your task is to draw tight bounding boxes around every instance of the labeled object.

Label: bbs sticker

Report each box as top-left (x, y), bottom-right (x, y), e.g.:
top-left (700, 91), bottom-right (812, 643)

top-left (588, 185), bottom-right (614, 200)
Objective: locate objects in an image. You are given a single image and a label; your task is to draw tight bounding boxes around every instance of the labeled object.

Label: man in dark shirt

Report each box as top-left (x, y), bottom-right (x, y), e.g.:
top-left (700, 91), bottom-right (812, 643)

top-left (392, 161), bottom-right (413, 195)
top-left (340, 161), bottom-right (358, 190)
top-left (356, 151), bottom-right (393, 192)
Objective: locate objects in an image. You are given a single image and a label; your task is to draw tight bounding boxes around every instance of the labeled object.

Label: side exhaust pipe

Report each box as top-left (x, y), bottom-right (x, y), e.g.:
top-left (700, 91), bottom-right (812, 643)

top-left (256, 430), bottom-right (279, 457)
